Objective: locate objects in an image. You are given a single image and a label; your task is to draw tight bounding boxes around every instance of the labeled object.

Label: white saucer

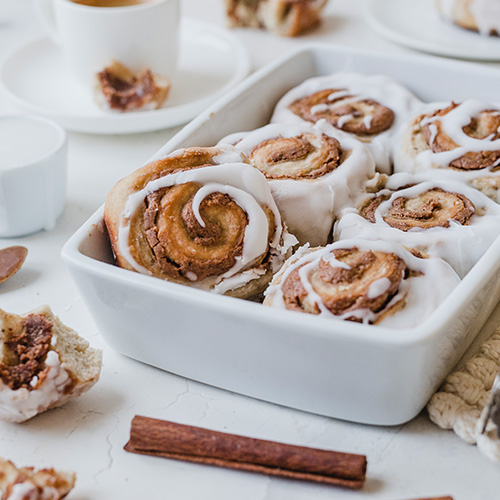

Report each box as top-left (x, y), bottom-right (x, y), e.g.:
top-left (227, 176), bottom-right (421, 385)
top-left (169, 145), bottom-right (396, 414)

top-left (0, 19), bottom-right (250, 134)
top-left (366, 0), bottom-right (500, 61)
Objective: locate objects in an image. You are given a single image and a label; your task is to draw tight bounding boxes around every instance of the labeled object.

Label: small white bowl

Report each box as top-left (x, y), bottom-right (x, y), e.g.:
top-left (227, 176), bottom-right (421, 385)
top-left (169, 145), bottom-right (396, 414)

top-left (63, 45), bottom-right (500, 425)
top-left (0, 115), bottom-right (67, 237)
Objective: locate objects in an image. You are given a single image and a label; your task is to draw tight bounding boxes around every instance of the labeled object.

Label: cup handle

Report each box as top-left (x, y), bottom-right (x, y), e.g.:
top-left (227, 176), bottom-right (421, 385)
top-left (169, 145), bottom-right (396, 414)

top-left (35, 0), bottom-right (60, 44)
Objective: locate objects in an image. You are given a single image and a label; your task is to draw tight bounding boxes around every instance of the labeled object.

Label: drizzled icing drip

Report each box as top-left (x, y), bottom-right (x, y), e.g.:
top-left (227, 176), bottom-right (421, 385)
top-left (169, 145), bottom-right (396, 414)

top-left (395, 100), bottom-right (500, 187)
top-left (271, 72), bottom-right (422, 173)
top-left (218, 122), bottom-right (375, 246)
top-left (336, 173), bottom-right (500, 277)
top-left (116, 161), bottom-right (295, 293)
top-left (264, 239), bottom-right (460, 328)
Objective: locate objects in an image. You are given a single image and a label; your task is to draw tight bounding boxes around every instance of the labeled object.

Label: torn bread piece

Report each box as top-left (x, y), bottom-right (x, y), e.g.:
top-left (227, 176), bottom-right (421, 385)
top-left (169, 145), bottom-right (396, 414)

top-left (0, 305), bottom-right (102, 423)
top-left (95, 60), bottom-right (171, 112)
top-left (224, 0), bottom-right (327, 37)
top-left (0, 457), bottom-right (75, 500)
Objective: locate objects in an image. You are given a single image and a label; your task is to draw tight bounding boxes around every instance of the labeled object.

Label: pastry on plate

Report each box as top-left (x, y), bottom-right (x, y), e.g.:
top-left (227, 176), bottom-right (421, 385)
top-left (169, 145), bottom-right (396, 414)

top-left (335, 172), bottom-right (500, 277)
top-left (270, 72), bottom-right (422, 173)
top-left (224, 0), bottom-right (327, 37)
top-left (0, 457), bottom-right (75, 500)
top-left (436, 0), bottom-right (500, 36)
top-left (95, 60), bottom-right (171, 112)
top-left (104, 145), bottom-right (297, 299)
top-left (219, 122), bottom-right (375, 246)
top-left (0, 306), bottom-right (102, 423)
top-left (394, 99), bottom-right (500, 202)
top-left (264, 238), bottom-right (460, 328)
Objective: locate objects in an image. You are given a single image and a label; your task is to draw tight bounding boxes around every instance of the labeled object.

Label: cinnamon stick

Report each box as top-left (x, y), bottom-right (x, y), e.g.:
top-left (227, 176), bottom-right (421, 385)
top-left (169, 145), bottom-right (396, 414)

top-left (125, 416), bottom-right (367, 489)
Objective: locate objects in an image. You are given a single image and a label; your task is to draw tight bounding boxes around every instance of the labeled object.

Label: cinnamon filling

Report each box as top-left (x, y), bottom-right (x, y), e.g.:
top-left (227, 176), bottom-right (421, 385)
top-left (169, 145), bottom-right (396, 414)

top-left (288, 89), bottom-right (395, 136)
top-left (224, 0), bottom-right (326, 37)
top-left (282, 248), bottom-right (406, 320)
top-left (143, 183), bottom-right (250, 282)
top-left (423, 103), bottom-right (500, 171)
top-left (362, 188), bottom-right (475, 231)
top-left (96, 61), bottom-right (169, 112)
top-left (0, 314), bottom-right (53, 391)
top-left (248, 133), bottom-right (343, 179)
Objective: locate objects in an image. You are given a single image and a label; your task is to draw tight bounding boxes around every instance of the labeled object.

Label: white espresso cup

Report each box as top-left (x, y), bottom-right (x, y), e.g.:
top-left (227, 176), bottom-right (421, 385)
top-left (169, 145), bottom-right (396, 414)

top-left (0, 115), bottom-right (67, 238)
top-left (36, 0), bottom-right (180, 86)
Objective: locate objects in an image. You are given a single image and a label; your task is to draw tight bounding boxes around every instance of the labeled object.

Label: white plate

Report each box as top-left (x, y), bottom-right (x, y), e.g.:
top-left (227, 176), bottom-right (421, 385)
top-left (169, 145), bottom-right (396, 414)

top-left (0, 19), bottom-right (250, 134)
top-left (63, 44), bottom-right (500, 426)
top-left (366, 0), bottom-right (500, 61)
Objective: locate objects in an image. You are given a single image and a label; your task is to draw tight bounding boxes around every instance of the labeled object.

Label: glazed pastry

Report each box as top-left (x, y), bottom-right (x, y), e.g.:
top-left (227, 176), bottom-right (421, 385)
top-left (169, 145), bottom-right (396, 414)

top-left (95, 60), bottom-right (170, 112)
top-left (437, 0), bottom-right (500, 36)
top-left (224, 0), bottom-right (327, 37)
top-left (0, 306), bottom-right (102, 423)
top-left (394, 100), bottom-right (500, 202)
top-left (264, 239), bottom-right (460, 328)
top-left (104, 145), bottom-right (297, 299)
top-left (335, 173), bottom-right (500, 277)
top-left (0, 457), bottom-right (75, 500)
top-left (270, 72), bottom-right (422, 173)
top-left (219, 122), bottom-right (375, 246)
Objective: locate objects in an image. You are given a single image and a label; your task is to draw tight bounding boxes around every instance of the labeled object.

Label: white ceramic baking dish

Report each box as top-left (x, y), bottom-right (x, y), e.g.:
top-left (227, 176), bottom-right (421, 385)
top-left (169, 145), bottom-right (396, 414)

top-left (62, 45), bottom-right (500, 425)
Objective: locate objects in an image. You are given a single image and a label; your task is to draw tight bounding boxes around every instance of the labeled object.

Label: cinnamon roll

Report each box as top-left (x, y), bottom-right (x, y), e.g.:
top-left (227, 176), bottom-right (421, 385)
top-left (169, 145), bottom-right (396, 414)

top-left (394, 100), bottom-right (500, 202)
top-left (104, 145), bottom-right (297, 299)
top-left (218, 122), bottom-right (375, 246)
top-left (224, 0), bottom-right (327, 37)
top-left (437, 0), bottom-right (500, 36)
top-left (264, 239), bottom-right (460, 328)
top-left (335, 172), bottom-right (500, 277)
top-left (270, 72), bottom-right (422, 174)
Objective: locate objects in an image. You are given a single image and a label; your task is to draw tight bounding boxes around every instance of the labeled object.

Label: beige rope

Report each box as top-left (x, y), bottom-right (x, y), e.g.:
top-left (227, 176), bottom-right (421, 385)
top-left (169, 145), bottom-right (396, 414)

top-left (427, 331), bottom-right (500, 462)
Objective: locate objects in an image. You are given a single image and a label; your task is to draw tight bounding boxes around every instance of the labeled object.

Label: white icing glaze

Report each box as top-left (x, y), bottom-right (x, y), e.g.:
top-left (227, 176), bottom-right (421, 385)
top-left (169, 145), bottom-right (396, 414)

top-left (264, 238), bottom-right (460, 329)
top-left (0, 350), bottom-right (71, 423)
top-left (117, 158), bottom-right (297, 292)
top-left (363, 114), bottom-right (374, 129)
top-left (218, 122), bottom-right (375, 246)
top-left (336, 173), bottom-right (500, 277)
top-left (367, 277), bottom-right (392, 299)
top-left (8, 482), bottom-right (38, 500)
top-left (336, 113), bottom-right (355, 128)
top-left (211, 144), bottom-right (248, 165)
top-left (440, 0), bottom-right (500, 35)
top-left (270, 72), bottom-right (423, 173)
top-left (437, 0), bottom-right (460, 20)
top-left (394, 100), bottom-right (500, 191)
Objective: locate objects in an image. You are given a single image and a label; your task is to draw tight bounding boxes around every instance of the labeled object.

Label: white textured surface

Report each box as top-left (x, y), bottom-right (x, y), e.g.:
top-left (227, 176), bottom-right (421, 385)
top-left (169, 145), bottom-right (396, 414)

top-left (1, 1), bottom-right (500, 499)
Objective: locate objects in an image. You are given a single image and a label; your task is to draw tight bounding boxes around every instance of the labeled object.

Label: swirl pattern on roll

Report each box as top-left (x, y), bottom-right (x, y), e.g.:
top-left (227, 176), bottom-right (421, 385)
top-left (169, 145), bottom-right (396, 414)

top-left (335, 172), bottom-right (500, 277)
top-left (394, 100), bottom-right (500, 202)
top-left (104, 145), bottom-right (297, 298)
top-left (219, 122), bottom-right (375, 246)
top-left (270, 72), bottom-right (422, 173)
top-left (264, 239), bottom-right (460, 328)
